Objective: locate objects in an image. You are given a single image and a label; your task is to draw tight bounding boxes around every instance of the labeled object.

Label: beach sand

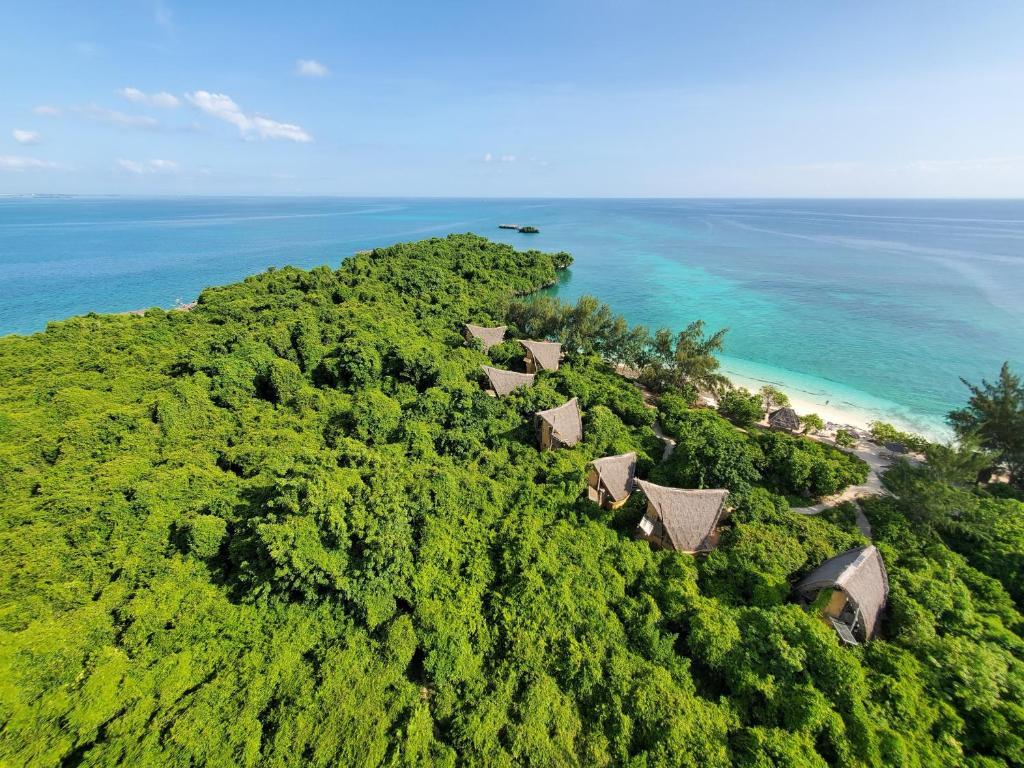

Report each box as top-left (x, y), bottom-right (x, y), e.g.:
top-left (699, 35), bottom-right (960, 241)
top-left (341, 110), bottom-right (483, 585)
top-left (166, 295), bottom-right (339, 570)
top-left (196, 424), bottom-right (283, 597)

top-left (722, 365), bottom-right (950, 442)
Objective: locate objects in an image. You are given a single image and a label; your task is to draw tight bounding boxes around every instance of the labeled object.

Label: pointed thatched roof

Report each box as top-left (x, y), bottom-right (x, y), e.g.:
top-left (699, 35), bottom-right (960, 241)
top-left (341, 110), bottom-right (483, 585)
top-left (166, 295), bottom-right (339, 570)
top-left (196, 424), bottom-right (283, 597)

top-left (465, 324), bottom-right (507, 351)
top-left (481, 365), bottom-right (535, 397)
top-left (769, 407), bottom-right (801, 432)
top-left (536, 397), bottom-right (583, 447)
top-left (796, 545), bottom-right (889, 640)
top-left (521, 339), bottom-right (561, 371)
top-left (635, 480), bottom-right (730, 553)
top-left (590, 452), bottom-right (638, 503)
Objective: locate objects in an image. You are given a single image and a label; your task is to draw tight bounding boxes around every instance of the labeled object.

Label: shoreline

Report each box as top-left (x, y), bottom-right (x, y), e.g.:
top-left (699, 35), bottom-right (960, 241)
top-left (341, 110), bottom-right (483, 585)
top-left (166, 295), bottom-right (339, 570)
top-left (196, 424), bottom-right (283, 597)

top-left (720, 360), bottom-right (952, 443)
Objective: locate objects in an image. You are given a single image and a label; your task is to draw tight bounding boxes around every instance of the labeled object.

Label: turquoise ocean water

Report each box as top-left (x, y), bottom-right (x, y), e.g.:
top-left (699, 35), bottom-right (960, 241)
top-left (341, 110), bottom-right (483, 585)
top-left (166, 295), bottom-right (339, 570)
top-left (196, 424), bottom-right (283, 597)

top-left (2, 197), bottom-right (1022, 437)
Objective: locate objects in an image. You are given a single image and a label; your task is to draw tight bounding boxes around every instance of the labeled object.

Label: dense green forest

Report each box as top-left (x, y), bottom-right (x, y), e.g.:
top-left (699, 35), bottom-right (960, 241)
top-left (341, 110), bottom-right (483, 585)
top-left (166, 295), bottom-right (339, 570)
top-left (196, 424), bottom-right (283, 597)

top-left (1, 234), bottom-right (1022, 767)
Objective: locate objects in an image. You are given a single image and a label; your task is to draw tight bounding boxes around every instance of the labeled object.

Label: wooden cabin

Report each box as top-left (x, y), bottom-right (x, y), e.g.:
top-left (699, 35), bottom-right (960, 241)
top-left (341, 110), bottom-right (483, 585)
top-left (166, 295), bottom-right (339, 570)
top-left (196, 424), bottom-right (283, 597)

top-left (586, 452), bottom-right (637, 509)
top-left (634, 480), bottom-right (730, 553)
top-left (768, 406), bottom-right (801, 433)
top-left (464, 324), bottom-right (507, 351)
top-left (521, 340), bottom-right (561, 373)
top-left (535, 398), bottom-right (583, 451)
top-left (480, 365), bottom-right (535, 397)
top-left (794, 545), bottom-right (889, 645)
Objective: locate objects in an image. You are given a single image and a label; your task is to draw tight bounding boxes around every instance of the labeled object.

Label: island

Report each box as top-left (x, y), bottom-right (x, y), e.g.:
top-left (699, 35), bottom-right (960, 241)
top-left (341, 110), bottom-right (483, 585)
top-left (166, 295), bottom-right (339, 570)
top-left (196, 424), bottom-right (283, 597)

top-left (0, 234), bottom-right (1021, 767)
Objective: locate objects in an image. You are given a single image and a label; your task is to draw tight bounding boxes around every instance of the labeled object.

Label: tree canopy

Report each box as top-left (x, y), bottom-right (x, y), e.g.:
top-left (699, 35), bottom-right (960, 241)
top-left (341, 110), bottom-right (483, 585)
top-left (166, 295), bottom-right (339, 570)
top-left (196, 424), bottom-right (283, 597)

top-left (0, 234), bottom-right (1021, 767)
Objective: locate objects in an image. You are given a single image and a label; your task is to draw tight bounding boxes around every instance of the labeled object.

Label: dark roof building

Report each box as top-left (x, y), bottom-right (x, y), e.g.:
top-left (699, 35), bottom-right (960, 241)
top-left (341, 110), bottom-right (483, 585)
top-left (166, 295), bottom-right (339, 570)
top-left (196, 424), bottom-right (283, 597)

top-left (521, 340), bottom-right (562, 373)
top-left (634, 480), bottom-right (730, 553)
top-left (794, 545), bottom-right (889, 644)
top-left (535, 397), bottom-right (583, 450)
top-left (587, 452), bottom-right (637, 509)
top-left (464, 324), bottom-right (507, 351)
top-left (768, 407), bottom-right (801, 432)
top-left (480, 365), bottom-right (535, 397)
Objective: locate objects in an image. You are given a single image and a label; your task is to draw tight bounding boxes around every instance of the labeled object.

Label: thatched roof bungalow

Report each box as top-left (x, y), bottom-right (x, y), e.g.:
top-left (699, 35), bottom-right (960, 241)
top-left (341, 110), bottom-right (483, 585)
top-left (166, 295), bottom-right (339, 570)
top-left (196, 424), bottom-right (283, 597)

top-left (535, 397), bottom-right (582, 451)
top-left (464, 324), bottom-right (507, 351)
top-left (768, 407), bottom-right (801, 433)
top-left (481, 365), bottom-right (535, 397)
top-left (634, 480), bottom-right (730, 553)
top-left (794, 545), bottom-right (889, 645)
top-left (521, 340), bottom-right (561, 373)
top-left (586, 452), bottom-right (637, 510)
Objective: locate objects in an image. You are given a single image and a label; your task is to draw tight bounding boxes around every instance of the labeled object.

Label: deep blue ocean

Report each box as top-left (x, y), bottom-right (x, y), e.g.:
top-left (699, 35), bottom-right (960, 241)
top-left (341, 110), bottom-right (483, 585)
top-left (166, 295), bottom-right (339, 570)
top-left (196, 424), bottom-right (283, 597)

top-left (2, 196), bottom-right (1022, 437)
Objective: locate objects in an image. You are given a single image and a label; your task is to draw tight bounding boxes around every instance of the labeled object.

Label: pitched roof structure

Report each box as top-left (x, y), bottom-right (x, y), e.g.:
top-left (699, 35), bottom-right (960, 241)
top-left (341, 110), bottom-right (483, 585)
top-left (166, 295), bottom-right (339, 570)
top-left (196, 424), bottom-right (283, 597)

top-left (465, 324), bottom-right (507, 351)
top-left (590, 452), bottom-right (638, 503)
top-left (521, 339), bottom-right (562, 371)
top-left (481, 365), bottom-right (535, 397)
top-left (769, 407), bottom-right (801, 432)
top-left (635, 480), bottom-right (730, 553)
top-left (536, 397), bottom-right (583, 447)
top-left (795, 545), bottom-right (889, 640)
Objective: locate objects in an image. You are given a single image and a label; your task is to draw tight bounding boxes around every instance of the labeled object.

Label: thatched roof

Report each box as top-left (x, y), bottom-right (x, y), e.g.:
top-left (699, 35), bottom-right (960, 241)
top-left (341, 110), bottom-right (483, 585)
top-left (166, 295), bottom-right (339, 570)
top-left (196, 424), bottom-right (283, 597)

top-left (769, 407), bottom-right (801, 432)
top-left (635, 480), bottom-right (730, 553)
top-left (536, 398), bottom-right (583, 447)
top-left (590, 452), bottom-right (637, 503)
top-left (481, 365), bottom-right (535, 397)
top-left (465, 324), bottom-right (507, 351)
top-left (521, 339), bottom-right (561, 371)
top-left (796, 545), bottom-right (889, 640)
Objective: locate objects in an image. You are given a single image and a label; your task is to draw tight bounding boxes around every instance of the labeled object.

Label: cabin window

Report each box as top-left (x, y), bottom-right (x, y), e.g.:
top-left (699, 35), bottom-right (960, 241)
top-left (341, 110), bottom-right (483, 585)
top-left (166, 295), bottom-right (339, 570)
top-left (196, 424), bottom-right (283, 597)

top-left (638, 515), bottom-right (655, 536)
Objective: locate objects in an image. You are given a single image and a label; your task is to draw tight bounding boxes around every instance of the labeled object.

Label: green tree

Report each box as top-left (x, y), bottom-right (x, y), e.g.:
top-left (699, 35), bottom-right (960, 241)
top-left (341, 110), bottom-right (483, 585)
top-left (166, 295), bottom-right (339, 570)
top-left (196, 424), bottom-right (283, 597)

top-left (948, 362), bottom-right (1024, 486)
top-left (801, 413), bottom-right (825, 434)
top-left (718, 387), bottom-right (764, 427)
top-left (641, 320), bottom-right (729, 395)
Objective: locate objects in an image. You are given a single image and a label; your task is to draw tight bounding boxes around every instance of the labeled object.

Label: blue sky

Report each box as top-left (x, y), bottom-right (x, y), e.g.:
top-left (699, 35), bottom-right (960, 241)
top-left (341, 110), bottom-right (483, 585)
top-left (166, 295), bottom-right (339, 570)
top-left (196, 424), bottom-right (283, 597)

top-left (3, 0), bottom-right (1024, 196)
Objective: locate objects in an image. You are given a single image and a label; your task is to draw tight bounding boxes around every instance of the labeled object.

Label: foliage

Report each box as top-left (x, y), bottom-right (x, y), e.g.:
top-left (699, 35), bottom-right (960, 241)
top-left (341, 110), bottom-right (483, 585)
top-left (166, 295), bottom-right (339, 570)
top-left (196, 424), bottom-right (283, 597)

top-left (0, 234), bottom-right (1021, 767)
top-left (759, 385), bottom-right (790, 411)
top-left (717, 387), bottom-right (764, 428)
top-left (948, 362), bottom-right (1024, 486)
top-left (801, 413), bottom-right (825, 434)
top-left (868, 420), bottom-right (929, 453)
top-left (640, 320), bottom-right (730, 396)
top-left (754, 430), bottom-right (869, 498)
top-left (835, 429), bottom-right (857, 448)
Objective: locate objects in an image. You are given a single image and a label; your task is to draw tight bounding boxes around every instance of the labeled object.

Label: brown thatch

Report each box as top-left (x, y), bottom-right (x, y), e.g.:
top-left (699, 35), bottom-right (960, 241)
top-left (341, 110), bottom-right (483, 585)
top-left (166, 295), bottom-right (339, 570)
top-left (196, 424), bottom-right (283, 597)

top-left (634, 480), bottom-right (730, 553)
top-left (481, 365), bottom-right (535, 397)
top-left (464, 324), bottom-right (507, 351)
top-left (521, 339), bottom-right (562, 372)
top-left (535, 397), bottom-right (583, 450)
top-left (768, 407), bottom-right (801, 432)
top-left (588, 452), bottom-right (637, 504)
top-left (795, 545), bottom-right (889, 642)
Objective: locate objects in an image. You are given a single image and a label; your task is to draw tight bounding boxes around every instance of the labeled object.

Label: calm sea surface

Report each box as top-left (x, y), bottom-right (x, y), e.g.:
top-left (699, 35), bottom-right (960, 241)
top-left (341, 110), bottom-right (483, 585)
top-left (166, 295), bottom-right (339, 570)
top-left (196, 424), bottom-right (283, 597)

top-left (2, 197), bottom-right (1022, 436)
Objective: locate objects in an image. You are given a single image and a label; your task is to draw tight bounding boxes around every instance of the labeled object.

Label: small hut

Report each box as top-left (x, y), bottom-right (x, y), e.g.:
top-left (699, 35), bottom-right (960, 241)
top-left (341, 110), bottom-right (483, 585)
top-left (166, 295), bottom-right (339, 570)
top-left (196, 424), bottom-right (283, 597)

top-left (634, 480), bottom-right (730, 553)
top-left (587, 452), bottom-right (637, 509)
top-left (521, 340), bottom-right (562, 373)
top-left (481, 365), bottom-right (535, 397)
top-left (535, 397), bottom-right (583, 451)
top-left (464, 324), bottom-right (507, 351)
top-left (768, 407), bottom-right (801, 433)
top-left (794, 545), bottom-right (889, 645)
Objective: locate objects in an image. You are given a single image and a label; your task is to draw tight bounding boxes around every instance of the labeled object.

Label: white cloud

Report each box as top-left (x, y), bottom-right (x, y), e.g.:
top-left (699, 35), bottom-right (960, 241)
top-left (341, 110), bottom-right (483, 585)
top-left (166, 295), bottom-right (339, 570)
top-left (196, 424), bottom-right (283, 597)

top-left (116, 158), bottom-right (180, 174)
top-left (500, 154), bottom-right (516, 163)
top-left (73, 41), bottom-right (99, 56)
top-left (186, 90), bottom-right (312, 142)
top-left (0, 155), bottom-right (60, 171)
top-left (483, 152), bottom-right (493, 163)
top-left (33, 105), bottom-right (62, 117)
top-left (75, 104), bottom-right (160, 128)
top-left (118, 87), bottom-right (181, 108)
top-left (296, 59), bottom-right (329, 78)
top-left (13, 129), bottom-right (41, 145)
